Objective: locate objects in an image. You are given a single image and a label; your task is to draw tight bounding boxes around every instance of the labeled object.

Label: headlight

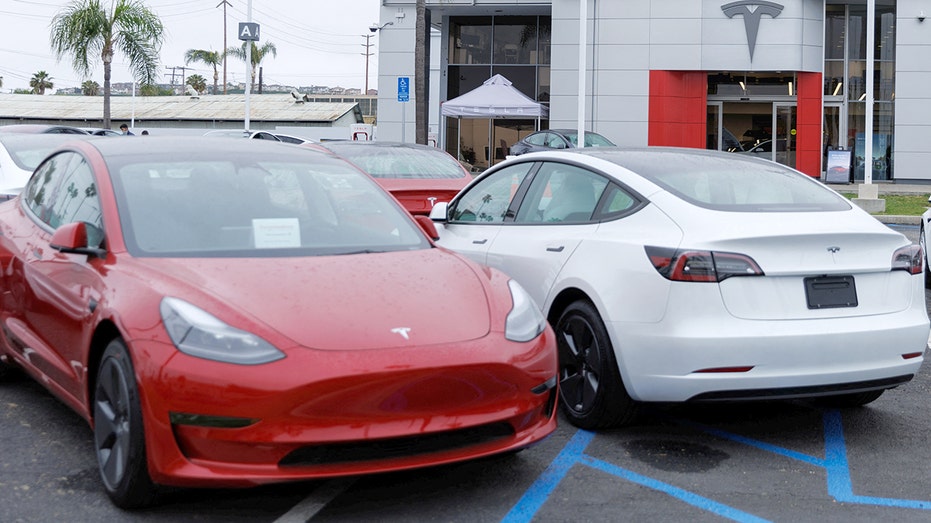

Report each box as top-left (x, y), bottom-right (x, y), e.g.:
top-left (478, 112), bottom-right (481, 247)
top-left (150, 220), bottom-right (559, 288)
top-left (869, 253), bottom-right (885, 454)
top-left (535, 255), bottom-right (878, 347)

top-left (505, 280), bottom-right (546, 342)
top-left (160, 297), bottom-right (285, 365)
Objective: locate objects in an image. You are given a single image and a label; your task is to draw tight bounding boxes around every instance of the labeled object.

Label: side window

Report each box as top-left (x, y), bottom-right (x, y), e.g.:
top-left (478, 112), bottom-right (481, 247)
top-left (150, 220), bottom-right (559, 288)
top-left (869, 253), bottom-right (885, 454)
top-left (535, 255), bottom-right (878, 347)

top-left (526, 133), bottom-right (548, 146)
top-left (449, 163), bottom-right (534, 223)
top-left (54, 157), bottom-right (102, 230)
top-left (598, 184), bottom-right (641, 217)
top-left (23, 152), bottom-right (103, 245)
top-left (545, 134), bottom-right (567, 148)
top-left (23, 152), bottom-right (70, 228)
top-left (515, 163), bottom-right (608, 223)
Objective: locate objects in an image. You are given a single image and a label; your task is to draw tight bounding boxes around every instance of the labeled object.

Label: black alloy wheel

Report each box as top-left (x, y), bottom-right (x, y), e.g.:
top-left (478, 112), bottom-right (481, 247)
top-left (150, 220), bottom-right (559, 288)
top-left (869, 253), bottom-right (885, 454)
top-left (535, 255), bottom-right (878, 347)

top-left (556, 300), bottom-right (638, 429)
top-left (94, 338), bottom-right (157, 508)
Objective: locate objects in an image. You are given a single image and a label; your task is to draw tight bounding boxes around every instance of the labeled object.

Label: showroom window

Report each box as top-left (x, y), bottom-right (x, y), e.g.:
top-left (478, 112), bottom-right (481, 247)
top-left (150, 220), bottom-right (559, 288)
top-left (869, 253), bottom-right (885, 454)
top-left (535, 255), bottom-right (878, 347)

top-left (824, 2), bottom-right (896, 181)
top-left (445, 15), bottom-right (551, 172)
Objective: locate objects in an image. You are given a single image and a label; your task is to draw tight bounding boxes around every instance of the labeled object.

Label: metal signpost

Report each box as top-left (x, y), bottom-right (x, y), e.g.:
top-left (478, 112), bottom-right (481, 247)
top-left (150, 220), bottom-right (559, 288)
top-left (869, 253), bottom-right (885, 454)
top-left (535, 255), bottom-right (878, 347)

top-left (239, 6), bottom-right (259, 134)
top-left (398, 76), bottom-right (410, 143)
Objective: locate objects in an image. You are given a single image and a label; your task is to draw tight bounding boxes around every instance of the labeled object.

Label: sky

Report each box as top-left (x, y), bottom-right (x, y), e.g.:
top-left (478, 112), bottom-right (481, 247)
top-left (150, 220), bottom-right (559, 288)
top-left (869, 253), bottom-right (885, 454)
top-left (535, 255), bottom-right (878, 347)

top-left (0, 0), bottom-right (382, 94)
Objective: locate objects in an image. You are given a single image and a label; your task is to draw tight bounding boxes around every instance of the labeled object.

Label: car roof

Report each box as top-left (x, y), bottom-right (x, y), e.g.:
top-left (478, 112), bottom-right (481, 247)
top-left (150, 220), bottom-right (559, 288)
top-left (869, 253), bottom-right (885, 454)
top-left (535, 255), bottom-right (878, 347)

top-left (0, 133), bottom-right (99, 148)
top-left (72, 135), bottom-right (323, 158)
top-left (0, 124), bottom-right (90, 134)
top-left (320, 141), bottom-right (435, 151)
top-left (514, 145), bottom-right (780, 171)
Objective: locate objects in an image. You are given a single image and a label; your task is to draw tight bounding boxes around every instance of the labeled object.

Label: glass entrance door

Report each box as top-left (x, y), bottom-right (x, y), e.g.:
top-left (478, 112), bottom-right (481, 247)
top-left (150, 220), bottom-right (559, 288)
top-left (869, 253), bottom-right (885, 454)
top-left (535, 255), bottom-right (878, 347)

top-left (773, 103), bottom-right (797, 169)
top-left (823, 102), bottom-right (843, 174)
top-left (707, 102), bottom-right (722, 150)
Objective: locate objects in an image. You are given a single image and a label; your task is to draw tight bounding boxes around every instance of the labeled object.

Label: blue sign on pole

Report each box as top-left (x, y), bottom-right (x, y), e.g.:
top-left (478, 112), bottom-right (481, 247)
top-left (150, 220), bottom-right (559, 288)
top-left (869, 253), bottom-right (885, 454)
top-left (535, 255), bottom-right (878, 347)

top-left (397, 77), bottom-right (410, 102)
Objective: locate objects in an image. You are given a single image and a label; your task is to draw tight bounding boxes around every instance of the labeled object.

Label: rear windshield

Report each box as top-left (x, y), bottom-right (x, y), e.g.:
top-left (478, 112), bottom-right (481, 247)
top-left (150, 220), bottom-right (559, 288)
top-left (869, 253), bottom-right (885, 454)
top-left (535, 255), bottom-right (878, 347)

top-left (325, 145), bottom-right (467, 180)
top-left (594, 150), bottom-right (851, 212)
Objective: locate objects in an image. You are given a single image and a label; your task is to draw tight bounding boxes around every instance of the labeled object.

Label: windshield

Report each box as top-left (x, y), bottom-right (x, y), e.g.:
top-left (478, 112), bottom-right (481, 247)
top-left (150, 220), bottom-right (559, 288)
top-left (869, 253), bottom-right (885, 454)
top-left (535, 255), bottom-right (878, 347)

top-left (325, 145), bottom-right (467, 179)
top-left (110, 152), bottom-right (431, 257)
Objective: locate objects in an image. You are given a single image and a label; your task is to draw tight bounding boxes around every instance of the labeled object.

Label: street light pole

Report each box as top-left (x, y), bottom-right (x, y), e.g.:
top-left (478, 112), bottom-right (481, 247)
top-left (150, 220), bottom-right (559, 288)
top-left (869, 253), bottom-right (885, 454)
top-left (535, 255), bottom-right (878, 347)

top-left (244, 0), bottom-right (252, 132)
top-left (217, 0), bottom-right (231, 95)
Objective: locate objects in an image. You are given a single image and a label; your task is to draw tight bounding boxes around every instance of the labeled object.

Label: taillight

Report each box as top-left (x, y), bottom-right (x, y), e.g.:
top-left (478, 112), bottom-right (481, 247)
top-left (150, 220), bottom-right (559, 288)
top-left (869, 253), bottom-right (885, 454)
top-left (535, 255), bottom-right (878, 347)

top-left (645, 246), bottom-right (764, 282)
top-left (892, 244), bottom-right (922, 275)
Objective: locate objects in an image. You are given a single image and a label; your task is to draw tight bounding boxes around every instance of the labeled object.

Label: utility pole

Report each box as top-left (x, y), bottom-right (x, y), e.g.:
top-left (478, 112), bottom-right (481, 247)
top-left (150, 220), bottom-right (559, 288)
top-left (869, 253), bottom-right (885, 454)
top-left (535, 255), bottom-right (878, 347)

top-left (165, 65), bottom-right (178, 91)
top-left (362, 33), bottom-right (374, 94)
top-left (217, 0), bottom-right (231, 94)
top-left (166, 66), bottom-right (193, 95)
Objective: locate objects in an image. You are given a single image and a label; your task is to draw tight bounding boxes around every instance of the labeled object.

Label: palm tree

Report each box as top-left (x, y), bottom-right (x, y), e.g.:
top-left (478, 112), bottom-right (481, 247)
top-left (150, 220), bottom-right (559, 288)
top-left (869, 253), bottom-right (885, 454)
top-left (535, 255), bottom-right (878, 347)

top-left (184, 49), bottom-right (222, 95)
top-left (226, 41), bottom-right (277, 92)
top-left (186, 74), bottom-right (207, 95)
top-left (81, 80), bottom-right (101, 96)
top-left (50, 0), bottom-right (165, 129)
top-left (30, 71), bottom-right (54, 95)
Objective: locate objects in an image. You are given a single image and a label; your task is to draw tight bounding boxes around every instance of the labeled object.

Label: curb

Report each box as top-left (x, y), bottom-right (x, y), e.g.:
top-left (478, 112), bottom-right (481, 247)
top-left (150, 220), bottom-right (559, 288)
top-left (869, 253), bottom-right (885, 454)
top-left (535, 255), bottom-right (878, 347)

top-left (874, 215), bottom-right (920, 226)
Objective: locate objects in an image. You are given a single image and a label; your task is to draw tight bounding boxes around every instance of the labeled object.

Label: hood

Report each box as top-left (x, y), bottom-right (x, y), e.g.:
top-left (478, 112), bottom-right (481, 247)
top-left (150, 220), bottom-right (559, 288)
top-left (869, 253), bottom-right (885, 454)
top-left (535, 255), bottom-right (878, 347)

top-left (132, 249), bottom-right (492, 350)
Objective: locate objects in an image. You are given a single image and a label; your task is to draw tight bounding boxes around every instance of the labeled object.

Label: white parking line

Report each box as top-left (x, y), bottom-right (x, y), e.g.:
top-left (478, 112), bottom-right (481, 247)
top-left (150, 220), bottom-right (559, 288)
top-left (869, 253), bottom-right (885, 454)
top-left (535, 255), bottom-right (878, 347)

top-left (273, 477), bottom-right (356, 523)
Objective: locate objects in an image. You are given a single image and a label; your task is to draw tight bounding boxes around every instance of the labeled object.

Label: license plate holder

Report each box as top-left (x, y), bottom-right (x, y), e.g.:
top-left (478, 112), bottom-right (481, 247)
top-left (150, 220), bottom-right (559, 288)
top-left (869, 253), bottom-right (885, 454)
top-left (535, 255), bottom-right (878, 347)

top-left (804, 275), bottom-right (857, 309)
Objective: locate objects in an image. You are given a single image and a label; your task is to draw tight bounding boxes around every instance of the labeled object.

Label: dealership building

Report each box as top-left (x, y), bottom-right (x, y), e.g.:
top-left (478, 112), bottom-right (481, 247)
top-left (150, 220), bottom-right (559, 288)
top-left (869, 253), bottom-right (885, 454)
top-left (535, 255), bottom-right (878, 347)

top-left (373, 0), bottom-right (930, 183)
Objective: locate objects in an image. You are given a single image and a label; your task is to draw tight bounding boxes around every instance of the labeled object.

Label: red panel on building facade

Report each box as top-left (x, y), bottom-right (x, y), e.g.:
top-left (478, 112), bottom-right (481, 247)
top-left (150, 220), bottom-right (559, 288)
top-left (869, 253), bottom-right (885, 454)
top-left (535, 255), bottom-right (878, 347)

top-left (648, 71), bottom-right (707, 149)
top-left (795, 72), bottom-right (823, 178)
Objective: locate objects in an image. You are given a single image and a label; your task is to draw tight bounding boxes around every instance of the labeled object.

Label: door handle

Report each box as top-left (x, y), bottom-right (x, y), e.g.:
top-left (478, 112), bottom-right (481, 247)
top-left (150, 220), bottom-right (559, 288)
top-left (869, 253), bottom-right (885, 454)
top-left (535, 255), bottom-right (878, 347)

top-left (546, 246), bottom-right (565, 252)
top-left (472, 239), bottom-right (488, 245)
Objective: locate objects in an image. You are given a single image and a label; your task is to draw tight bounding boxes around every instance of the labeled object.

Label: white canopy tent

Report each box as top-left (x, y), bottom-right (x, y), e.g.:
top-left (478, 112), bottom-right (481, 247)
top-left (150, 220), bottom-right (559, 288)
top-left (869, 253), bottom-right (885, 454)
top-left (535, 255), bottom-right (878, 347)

top-left (440, 74), bottom-right (548, 167)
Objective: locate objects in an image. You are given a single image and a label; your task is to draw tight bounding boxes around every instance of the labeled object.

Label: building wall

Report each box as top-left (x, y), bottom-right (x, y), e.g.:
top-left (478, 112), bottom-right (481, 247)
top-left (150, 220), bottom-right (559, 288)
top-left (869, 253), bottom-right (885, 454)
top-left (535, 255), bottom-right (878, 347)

top-left (894, 0), bottom-right (931, 182)
top-left (550, 0), bottom-right (823, 147)
top-left (377, 1), bottom-right (931, 182)
top-left (374, 4), bottom-right (417, 142)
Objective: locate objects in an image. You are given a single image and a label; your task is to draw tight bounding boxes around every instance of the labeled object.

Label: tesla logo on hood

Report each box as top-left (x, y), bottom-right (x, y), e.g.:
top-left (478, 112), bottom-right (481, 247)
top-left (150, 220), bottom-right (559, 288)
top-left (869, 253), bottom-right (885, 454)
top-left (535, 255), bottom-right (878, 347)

top-left (722, 1), bottom-right (784, 61)
top-left (391, 327), bottom-right (412, 340)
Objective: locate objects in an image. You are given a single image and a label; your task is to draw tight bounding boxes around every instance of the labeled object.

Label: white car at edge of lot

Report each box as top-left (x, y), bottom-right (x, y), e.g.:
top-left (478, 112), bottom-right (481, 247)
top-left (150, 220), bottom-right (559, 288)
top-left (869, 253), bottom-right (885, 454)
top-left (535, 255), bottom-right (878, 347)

top-left (917, 197), bottom-right (931, 289)
top-left (429, 146), bottom-right (930, 429)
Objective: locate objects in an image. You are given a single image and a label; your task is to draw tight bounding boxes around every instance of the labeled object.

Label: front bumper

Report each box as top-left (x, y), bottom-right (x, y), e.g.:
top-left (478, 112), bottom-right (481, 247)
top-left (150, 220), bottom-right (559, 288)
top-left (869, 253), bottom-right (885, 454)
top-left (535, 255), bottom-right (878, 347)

top-left (129, 330), bottom-right (557, 487)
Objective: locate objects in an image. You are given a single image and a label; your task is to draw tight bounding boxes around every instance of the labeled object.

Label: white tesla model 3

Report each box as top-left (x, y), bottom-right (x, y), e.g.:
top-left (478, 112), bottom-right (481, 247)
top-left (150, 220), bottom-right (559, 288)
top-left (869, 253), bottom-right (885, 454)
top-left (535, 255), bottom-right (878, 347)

top-left (430, 147), bottom-right (929, 429)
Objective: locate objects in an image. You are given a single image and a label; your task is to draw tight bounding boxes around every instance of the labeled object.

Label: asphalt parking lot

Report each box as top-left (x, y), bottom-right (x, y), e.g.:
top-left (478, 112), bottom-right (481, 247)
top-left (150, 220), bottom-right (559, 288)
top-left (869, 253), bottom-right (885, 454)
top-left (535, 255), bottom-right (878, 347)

top-left (1, 224), bottom-right (929, 523)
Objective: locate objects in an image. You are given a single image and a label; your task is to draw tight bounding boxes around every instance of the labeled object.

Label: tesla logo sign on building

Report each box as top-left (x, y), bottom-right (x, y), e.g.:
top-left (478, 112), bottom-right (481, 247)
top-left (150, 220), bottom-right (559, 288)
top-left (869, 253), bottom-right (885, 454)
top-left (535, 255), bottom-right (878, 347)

top-left (722, 1), bottom-right (784, 60)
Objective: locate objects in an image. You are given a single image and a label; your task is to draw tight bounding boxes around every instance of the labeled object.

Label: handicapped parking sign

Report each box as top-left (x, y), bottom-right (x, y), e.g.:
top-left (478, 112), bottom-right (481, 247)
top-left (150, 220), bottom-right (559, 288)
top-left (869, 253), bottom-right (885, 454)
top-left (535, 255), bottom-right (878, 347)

top-left (397, 77), bottom-right (410, 102)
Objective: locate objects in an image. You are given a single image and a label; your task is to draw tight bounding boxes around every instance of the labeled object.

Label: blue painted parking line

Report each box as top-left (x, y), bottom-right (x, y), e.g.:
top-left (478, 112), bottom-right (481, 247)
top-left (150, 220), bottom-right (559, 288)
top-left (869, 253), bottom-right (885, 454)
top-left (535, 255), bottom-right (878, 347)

top-left (502, 430), bottom-right (770, 523)
top-left (505, 410), bottom-right (930, 522)
top-left (821, 410), bottom-right (931, 509)
top-left (679, 410), bottom-right (931, 510)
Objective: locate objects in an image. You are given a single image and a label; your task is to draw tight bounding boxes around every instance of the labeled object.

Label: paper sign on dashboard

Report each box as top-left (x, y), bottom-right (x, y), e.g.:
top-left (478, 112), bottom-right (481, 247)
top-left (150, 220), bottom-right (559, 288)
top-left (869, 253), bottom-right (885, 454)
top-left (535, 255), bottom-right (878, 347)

top-left (253, 218), bottom-right (301, 248)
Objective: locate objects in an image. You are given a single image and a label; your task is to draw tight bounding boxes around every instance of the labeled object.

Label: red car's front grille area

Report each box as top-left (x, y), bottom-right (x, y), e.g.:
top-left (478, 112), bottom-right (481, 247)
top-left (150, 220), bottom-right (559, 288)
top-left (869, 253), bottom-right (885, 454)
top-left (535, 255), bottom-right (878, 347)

top-left (278, 422), bottom-right (514, 467)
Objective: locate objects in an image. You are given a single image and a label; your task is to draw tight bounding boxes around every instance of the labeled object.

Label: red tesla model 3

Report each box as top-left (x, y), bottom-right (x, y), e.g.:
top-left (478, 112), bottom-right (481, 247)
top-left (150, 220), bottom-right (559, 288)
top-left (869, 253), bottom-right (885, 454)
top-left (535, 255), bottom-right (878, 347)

top-left (0, 137), bottom-right (557, 508)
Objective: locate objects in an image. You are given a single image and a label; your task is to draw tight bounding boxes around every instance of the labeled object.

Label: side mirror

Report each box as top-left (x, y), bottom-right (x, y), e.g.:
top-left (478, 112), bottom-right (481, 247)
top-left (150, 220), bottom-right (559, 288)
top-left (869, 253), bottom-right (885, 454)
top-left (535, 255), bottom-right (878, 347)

top-left (428, 201), bottom-right (448, 221)
top-left (414, 215), bottom-right (440, 241)
top-left (49, 222), bottom-right (107, 258)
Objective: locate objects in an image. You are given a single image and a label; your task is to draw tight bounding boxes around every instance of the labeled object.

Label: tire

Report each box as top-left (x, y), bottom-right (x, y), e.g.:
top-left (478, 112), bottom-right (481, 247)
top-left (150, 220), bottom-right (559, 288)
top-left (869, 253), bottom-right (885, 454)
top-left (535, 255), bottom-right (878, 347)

top-left (555, 300), bottom-right (638, 429)
top-left (921, 224), bottom-right (931, 289)
top-left (94, 339), bottom-right (158, 508)
top-left (0, 357), bottom-right (16, 379)
top-left (812, 389), bottom-right (884, 408)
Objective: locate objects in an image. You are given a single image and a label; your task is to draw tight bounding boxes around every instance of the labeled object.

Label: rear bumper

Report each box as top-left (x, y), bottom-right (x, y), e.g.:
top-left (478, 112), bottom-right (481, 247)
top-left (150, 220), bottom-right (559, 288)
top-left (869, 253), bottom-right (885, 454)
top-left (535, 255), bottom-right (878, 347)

top-left (610, 311), bottom-right (928, 402)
